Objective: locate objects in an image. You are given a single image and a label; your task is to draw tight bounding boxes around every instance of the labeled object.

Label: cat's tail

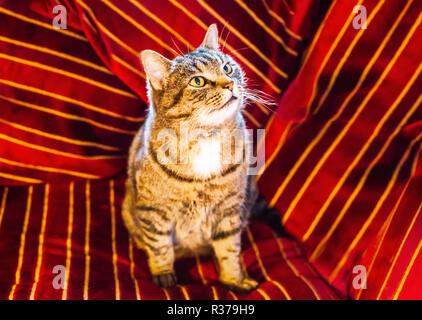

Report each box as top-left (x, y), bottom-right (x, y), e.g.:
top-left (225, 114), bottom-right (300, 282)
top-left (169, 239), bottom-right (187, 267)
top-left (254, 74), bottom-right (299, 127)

top-left (249, 195), bottom-right (291, 238)
top-left (247, 176), bottom-right (292, 238)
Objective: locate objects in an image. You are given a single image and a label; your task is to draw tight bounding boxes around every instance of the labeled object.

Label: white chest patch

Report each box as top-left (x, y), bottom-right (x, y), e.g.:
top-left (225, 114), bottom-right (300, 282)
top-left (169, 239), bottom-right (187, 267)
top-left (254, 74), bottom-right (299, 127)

top-left (192, 139), bottom-right (221, 177)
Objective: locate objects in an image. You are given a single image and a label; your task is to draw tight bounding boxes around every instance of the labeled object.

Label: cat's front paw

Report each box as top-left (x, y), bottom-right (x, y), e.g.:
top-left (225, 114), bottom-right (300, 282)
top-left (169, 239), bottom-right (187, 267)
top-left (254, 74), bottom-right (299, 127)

top-left (152, 272), bottom-right (177, 288)
top-left (222, 277), bottom-right (259, 293)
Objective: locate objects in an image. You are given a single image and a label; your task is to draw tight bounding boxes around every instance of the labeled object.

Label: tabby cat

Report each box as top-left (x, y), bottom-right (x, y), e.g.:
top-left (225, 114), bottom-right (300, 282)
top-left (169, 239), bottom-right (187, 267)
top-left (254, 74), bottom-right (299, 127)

top-left (122, 24), bottom-right (259, 293)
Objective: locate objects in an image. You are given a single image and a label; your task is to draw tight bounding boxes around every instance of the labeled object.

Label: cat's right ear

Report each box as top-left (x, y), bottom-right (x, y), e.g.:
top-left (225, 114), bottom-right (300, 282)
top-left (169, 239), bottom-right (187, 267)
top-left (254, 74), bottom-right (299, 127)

top-left (140, 50), bottom-right (171, 90)
top-left (201, 24), bottom-right (219, 51)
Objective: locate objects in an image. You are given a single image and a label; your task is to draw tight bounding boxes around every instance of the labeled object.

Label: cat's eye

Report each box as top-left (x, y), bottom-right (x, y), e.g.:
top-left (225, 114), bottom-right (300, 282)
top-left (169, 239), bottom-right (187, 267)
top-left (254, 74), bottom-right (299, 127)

top-left (189, 76), bottom-right (206, 87)
top-left (223, 63), bottom-right (233, 75)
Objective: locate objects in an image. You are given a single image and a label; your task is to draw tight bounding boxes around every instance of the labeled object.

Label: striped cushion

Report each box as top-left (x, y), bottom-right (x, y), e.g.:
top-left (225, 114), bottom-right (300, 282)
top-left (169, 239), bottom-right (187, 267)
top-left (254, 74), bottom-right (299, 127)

top-left (0, 0), bottom-right (313, 183)
top-left (0, 178), bottom-right (337, 300)
top-left (257, 0), bottom-right (422, 298)
top-left (1, 0), bottom-right (421, 299)
top-left (0, 0), bottom-right (335, 299)
top-left (0, 0), bottom-right (145, 183)
top-left (355, 158), bottom-right (422, 299)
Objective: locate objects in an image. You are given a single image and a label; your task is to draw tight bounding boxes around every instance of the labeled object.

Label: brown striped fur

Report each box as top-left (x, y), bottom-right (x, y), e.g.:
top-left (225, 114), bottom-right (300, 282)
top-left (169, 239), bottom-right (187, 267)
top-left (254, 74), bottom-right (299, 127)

top-left (122, 25), bottom-right (258, 292)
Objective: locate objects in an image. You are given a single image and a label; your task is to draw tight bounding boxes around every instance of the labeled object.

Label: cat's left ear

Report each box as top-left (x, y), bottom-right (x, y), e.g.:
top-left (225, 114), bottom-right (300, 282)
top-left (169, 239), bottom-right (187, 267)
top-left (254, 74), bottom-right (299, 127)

top-left (201, 24), bottom-right (219, 51)
top-left (140, 50), bottom-right (171, 90)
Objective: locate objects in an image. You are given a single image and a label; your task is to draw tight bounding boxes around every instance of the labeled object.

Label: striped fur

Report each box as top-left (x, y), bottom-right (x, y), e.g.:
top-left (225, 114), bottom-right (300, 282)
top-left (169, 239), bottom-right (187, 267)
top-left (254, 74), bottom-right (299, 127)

top-left (122, 25), bottom-right (258, 292)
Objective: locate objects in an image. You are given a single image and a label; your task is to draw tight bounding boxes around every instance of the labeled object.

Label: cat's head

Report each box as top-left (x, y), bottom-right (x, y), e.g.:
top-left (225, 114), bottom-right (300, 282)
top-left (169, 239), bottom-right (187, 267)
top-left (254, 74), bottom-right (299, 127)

top-left (140, 24), bottom-right (245, 126)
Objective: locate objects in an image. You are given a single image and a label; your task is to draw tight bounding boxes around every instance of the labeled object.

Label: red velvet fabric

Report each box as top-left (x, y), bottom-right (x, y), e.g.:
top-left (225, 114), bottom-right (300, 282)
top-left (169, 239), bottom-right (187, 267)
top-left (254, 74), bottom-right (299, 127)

top-left (0, 178), bottom-right (337, 300)
top-left (257, 0), bottom-right (422, 298)
top-left (0, 0), bottom-right (420, 299)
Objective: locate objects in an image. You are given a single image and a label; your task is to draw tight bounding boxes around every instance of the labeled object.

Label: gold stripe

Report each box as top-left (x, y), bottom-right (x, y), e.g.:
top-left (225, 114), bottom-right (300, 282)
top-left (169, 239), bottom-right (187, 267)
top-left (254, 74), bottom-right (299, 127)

top-left (246, 227), bottom-right (291, 299)
top-left (29, 184), bottom-right (50, 300)
top-left (178, 285), bottom-right (190, 300)
top-left (376, 198), bottom-right (422, 299)
top-left (257, 288), bottom-right (271, 300)
top-left (128, 238), bottom-right (141, 300)
top-left (112, 55), bottom-right (145, 79)
top-left (8, 186), bottom-right (33, 300)
top-left (198, 0), bottom-right (294, 73)
top-left (309, 93), bottom-right (422, 249)
top-left (0, 187), bottom-right (8, 228)
top-left (0, 117), bottom-right (120, 152)
top-left (163, 287), bottom-right (171, 300)
top-left (314, 0), bottom-right (409, 115)
top-left (0, 7), bottom-right (88, 42)
top-left (168, 0), bottom-right (282, 93)
top-left (254, 102), bottom-right (270, 115)
top-left (0, 53), bottom-right (137, 99)
top-left (393, 239), bottom-right (422, 299)
top-left (305, 0), bottom-right (366, 116)
top-left (0, 94), bottom-right (137, 135)
top-left (291, 241), bottom-right (336, 299)
top-left (110, 180), bottom-right (121, 300)
top-left (195, 255), bottom-right (220, 300)
top-left (229, 291), bottom-right (238, 300)
top-left (300, 0), bottom-right (336, 67)
top-left (128, 0), bottom-right (194, 51)
top-left (0, 79), bottom-right (143, 122)
top-left (271, 11), bottom-right (422, 215)
top-left (256, 122), bottom-right (292, 179)
top-left (195, 255), bottom-right (207, 285)
top-left (62, 182), bottom-right (74, 300)
top-left (256, 1), bottom-right (338, 181)
top-left (235, 0), bottom-right (299, 53)
top-left (100, 0), bottom-right (178, 56)
top-left (356, 168), bottom-right (416, 300)
top-left (305, 82), bottom-right (422, 244)
top-left (82, 12), bottom-right (98, 34)
top-left (83, 181), bottom-right (91, 300)
top-left (242, 110), bottom-right (261, 127)
top-left (0, 171), bottom-right (42, 184)
top-left (76, 0), bottom-right (139, 57)
top-left (282, 0), bottom-right (295, 15)
top-left (211, 286), bottom-right (219, 300)
top-left (329, 133), bottom-right (422, 283)
top-left (272, 231), bottom-right (321, 299)
top-left (0, 132), bottom-right (125, 161)
top-left (261, 0), bottom-right (301, 39)
top-left (0, 35), bottom-right (111, 74)
top-left (306, 0), bottom-right (370, 116)
top-left (0, 157), bottom-right (100, 180)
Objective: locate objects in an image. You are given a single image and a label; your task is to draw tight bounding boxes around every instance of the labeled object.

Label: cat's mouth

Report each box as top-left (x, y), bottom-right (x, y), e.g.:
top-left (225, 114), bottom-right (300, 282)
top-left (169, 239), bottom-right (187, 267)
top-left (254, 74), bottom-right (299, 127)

top-left (212, 95), bottom-right (238, 112)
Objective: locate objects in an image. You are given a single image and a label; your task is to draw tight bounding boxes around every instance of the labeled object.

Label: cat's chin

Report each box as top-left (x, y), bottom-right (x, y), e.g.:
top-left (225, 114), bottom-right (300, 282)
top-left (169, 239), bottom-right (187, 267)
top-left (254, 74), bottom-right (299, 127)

top-left (199, 98), bottom-right (241, 126)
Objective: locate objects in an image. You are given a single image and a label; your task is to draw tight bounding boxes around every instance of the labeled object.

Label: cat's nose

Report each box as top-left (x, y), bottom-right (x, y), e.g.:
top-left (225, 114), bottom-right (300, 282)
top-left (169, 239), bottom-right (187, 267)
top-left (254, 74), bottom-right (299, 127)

top-left (222, 80), bottom-right (234, 91)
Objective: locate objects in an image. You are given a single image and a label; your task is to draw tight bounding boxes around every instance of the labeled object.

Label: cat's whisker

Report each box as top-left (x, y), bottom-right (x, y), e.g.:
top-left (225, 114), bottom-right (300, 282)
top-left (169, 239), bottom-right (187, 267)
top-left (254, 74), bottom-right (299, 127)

top-left (242, 81), bottom-right (261, 87)
top-left (221, 24), bottom-right (231, 52)
top-left (221, 21), bottom-right (228, 36)
top-left (243, 88), bottom-right (277, 113)
top-left (245, 87), bottom-right (276, 99)
top-left (171, 37), bottom-right (185, 56)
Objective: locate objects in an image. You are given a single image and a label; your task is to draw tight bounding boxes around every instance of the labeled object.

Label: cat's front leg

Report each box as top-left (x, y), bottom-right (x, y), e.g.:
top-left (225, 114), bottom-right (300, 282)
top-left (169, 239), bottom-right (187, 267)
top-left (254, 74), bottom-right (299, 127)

top-left (148, 244), bottom-right (177, 288)
top-left (211, 211), bottom-right (259, 293)
top-left (135, 205), bottom-right (176, 288)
